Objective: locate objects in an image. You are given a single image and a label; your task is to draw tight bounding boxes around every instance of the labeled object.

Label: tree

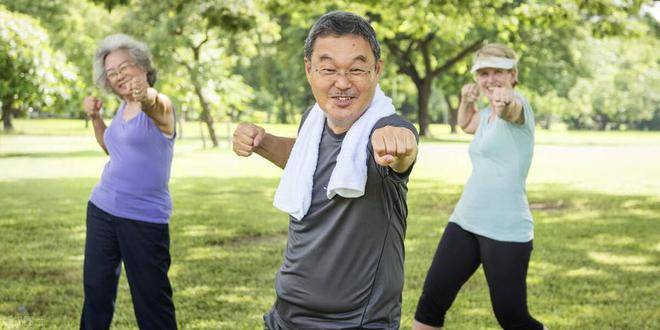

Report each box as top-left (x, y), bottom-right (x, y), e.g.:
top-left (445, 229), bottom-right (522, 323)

top-left (237, 8), bottom-right (311, 124)
top-left (565, 36), bottom-right (659, 130)
top-left (110, 0), bottom-right (269, 147)
top-left (359, 0), bottom-right (651, 135)
top-left (87, 0), bottom-right (657, 135)
top-left (0, 5), bottom-right (76, 132)
top-left (1, 0), bottom-right (117, 121)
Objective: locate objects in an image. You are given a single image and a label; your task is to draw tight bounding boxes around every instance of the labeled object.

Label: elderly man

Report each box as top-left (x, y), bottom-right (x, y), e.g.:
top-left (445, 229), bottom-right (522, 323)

top-left (233, 11), bottom-right (418, 329)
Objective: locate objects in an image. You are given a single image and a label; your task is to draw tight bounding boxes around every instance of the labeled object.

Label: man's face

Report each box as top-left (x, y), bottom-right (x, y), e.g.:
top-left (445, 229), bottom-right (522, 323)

top-left (305, 35), bottom-right (383, 133)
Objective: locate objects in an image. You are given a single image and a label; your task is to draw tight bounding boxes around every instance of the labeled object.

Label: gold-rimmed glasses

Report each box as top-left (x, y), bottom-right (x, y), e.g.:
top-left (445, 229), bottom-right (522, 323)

top-left (313, 65), bottom-right (374, 83)
top-left (106, 61), bottom-right (137, 82)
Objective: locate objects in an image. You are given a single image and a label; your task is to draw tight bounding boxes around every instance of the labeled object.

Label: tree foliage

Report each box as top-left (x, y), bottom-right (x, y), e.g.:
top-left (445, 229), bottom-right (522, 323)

top-left (0, 0), bottom-right (657, 135)
top-left (0, 5), bottom-right (77, 131)
top-left (115, 0), bottom-right (269, 147)
top-left (565, 36), bottom-right (659, 130)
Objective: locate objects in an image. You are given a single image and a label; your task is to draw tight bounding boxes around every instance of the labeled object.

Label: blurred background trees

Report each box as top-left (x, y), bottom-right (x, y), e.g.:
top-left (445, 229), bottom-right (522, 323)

top-left (1, 0), bottom-right (658, 139)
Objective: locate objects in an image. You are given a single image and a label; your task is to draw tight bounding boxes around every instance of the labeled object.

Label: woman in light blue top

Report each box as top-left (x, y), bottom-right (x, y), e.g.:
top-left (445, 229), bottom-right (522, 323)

top-left (80, 34), bottom-right (177, 330)
top-left (414, 43), bottom-right (545, 330)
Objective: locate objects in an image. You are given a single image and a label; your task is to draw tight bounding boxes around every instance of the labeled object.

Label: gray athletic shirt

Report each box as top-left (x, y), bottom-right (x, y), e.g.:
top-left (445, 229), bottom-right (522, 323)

top-left (271, 113), bottom-right (418, 329)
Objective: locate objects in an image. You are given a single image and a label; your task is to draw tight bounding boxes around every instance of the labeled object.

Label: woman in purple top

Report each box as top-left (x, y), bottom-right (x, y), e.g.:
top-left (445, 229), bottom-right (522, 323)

top-left (80, 34), bottom-right (177, 330)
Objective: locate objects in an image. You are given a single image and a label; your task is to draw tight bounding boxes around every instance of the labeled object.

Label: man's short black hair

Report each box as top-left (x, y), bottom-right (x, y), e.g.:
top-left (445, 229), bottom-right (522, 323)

top-left (304, 11), bottom-right (381, 61)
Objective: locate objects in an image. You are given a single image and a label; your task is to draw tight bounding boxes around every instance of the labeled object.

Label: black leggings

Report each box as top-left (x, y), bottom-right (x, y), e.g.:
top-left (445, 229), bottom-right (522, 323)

top-left (415, 222), bottom-right (543, 330)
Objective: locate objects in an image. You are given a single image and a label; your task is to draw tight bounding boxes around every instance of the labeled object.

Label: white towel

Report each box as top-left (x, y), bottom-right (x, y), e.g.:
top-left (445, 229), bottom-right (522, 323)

top-left (273, 86), bottom-right (395, 220)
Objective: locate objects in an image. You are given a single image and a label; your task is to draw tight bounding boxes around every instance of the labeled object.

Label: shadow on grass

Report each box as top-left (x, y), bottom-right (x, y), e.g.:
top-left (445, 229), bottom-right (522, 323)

top-left (0, 177), bottom-right (286, 328)
top-left (403, 180), bottom-right (659, 329)
top-left (0, 178), bottom-right (658, 328)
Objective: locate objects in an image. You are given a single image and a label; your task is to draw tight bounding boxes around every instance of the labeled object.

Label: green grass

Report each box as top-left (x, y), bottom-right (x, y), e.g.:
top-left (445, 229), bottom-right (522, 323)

top-left (1, 119), bottom-right (659, 329)
top-left (6, 118), bottom-right (660, 145)
top-left (0, 178), bottom-right (285, 329)
top-left (426, 124), bottom-right (660, 146)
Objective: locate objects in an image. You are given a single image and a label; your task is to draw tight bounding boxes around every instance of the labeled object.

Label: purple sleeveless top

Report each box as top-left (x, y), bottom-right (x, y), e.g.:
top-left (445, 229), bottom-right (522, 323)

top-left (90, 102), bottom-right (174, 224)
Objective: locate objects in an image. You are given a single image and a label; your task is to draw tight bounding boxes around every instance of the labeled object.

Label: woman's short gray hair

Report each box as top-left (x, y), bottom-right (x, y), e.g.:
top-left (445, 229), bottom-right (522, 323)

top-left (93, 34), bottom-right (157, 93)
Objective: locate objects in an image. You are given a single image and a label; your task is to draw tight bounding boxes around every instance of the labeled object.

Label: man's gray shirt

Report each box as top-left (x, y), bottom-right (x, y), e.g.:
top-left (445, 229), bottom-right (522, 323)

top-left (270, 114), bottom-right (418, 329)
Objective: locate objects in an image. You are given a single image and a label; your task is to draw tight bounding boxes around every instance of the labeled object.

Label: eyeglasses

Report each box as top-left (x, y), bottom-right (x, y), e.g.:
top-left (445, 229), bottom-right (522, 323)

top-left (105, 62), bottom-right (137, 82)
top-left (314, 66), bottom-right (374, 83)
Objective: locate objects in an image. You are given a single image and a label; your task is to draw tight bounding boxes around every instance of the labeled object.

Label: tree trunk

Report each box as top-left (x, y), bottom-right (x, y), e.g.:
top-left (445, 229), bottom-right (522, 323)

top-left (444, 95), bottom-right (458, 134)
top-left (596, 114), bottom-right (608, 131)
top-left (2, 102), bottom-right (14, 133)
top-left (192, 79), bottom-right (218, 147)
top-left (177, 114), bottom-right (183, 139)
top-left (416, 79), bottom-right (432, 137)
top-left (278, 91), bottom-right (289, 123)
top-left (201, 110), bottom-right (218, 147)
top-left (384, 37), bottom-right (483, 138)
top-left (449, 109), bottom-right (458, 134)
top-left (199, 121), bottom-right (207, 149)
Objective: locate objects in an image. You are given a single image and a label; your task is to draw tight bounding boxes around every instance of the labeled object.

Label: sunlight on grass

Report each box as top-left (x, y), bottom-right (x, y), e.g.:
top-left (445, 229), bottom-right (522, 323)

top-left (179, 285), bottom-right (213, 297)
top-left (181, 225), bottom-right (236, 239)
top-left (3, 119), bottom-right (660, 197)
top-left (542, 210), bottom-right (601, 223)
top-left (620, 265), bottom-right (659, 273)
top-left (181, 225), bottom-right (213, 237)
top-left (588, 252), bottom-right (649, 266)
top-left (0, 316), bottom-right (23, 330)
top-left (564, 267), bottom-right (607, 277)
top-left (587, 234), bottom-right (636, 247)
top-left (168, 264), bottom-right (182, 278)
top-left (461, 307), bottom-right (493, 318)
top-left (527, 261), bottom-right (563, 285)
top-left (217, 292), bottom-right (257, 304)
top-left (183, 246), bottom-right (229, 261)
top-left (1, 120), bottom-right (660, 329)
top-left (653, 242), bottom-right (660, 252)
top-left (189, 319), bottom-right (223, 328)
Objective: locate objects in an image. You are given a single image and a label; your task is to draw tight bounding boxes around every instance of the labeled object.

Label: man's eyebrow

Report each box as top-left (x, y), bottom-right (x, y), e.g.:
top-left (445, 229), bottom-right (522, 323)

top-left (315, 54), bottom-right (370, 64)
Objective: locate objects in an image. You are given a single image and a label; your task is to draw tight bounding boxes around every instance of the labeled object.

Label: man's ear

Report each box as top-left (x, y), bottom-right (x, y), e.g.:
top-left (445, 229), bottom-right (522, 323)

top-left (375, 59), bottom-right (384, 77)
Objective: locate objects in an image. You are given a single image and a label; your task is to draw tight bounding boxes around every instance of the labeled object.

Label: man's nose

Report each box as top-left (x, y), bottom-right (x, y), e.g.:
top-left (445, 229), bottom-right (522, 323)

top-left (333, 73), bottom-right (352, 89)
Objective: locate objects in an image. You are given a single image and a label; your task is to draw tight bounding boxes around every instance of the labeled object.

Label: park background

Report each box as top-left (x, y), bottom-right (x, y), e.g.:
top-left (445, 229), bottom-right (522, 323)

top-left (1, 0), bottom-right (658, 329)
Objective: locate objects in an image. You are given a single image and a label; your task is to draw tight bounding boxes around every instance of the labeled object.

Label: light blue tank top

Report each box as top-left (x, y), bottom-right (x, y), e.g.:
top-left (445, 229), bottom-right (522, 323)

top-left (449, 92), bottom-right (535, 242)
top-left (90, 102), bottom-right (174, 224)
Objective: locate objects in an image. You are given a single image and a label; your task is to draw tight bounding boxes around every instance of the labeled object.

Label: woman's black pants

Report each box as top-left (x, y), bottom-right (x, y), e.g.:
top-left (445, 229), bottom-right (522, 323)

top-left (415, 222), bottom-right (543, 330)
top-left (80, 202), bottom-right (177, 330)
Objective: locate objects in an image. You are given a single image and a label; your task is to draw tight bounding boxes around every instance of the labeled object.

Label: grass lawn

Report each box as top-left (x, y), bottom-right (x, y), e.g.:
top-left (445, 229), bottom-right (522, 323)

top-left (1, 119), bottom-right (659, 329)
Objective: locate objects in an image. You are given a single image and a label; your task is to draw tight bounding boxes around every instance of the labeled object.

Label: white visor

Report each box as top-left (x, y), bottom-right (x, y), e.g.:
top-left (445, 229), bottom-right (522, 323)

top-left (470, 57), bottom-right (517, 74)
